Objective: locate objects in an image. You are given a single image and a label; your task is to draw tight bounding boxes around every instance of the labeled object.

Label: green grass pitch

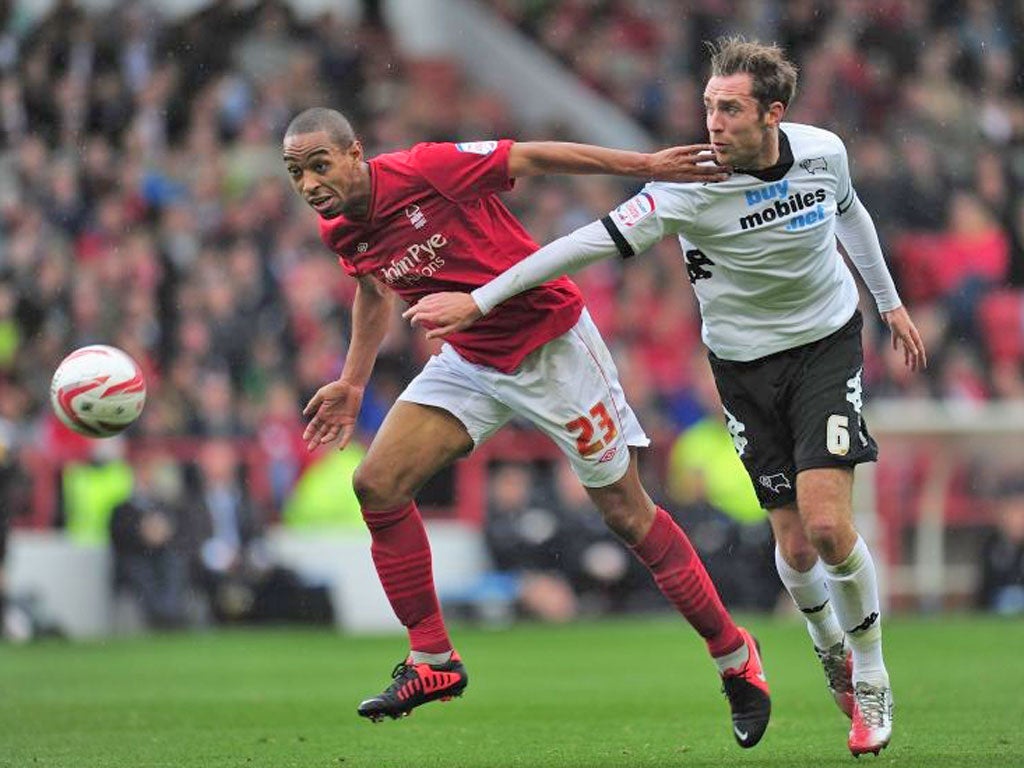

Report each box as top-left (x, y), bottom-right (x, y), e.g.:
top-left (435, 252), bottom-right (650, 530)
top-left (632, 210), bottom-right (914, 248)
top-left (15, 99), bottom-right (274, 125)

top-left (1, 614), bottom-right (1022, 767)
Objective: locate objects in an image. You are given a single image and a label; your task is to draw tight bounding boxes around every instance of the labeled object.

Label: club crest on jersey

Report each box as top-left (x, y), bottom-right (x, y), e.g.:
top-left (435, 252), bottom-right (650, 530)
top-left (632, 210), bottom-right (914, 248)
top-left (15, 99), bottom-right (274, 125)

top-left (759, 473), bottom-right (792, 493)
top-left (405, 205), bottom-right (426, 230)
top-left (613, 192), bottom-right (656, 227)
top-left (455, 141), bottom-right (498, 155)
top-left (800, 157), bottom-right (828, 174)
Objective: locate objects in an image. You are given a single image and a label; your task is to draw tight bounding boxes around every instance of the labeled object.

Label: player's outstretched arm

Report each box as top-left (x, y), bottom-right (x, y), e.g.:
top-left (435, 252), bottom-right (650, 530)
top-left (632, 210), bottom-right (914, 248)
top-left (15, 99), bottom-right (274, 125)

top-left (835, 196), bottom-right (926, 371)
top-left (304, 276), bottom-right (393, 450)
top-left (403, 293), bottom-right (483, 339)
top-left (404, 219), bottom-right (619, 339)
top-left (508, 142), bottom-right (730, 183)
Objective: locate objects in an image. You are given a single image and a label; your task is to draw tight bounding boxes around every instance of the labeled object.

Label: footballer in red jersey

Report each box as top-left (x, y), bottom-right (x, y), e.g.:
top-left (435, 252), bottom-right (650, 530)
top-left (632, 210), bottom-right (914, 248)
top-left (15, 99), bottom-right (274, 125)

top-left (283, 107), bottom-right (770, 747)
top-left (317, 138), bottom-right (583, 374)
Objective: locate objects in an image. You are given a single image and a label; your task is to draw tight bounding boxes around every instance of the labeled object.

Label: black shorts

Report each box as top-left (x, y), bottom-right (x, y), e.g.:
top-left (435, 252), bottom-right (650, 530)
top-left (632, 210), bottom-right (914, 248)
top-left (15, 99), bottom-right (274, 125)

top-left (708, 310), bottom-right (878, 509)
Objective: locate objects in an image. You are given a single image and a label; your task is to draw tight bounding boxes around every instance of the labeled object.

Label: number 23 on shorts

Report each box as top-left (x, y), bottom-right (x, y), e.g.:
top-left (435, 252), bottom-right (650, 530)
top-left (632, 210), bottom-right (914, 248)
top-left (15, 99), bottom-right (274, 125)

top-left (566, 401), bottom-right (618, 457)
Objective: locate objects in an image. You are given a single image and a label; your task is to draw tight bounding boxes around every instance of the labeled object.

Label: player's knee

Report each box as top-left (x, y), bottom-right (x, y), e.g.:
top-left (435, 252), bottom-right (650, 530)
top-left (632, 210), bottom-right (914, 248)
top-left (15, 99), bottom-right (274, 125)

top-left (803, 513), bottom-right (850, 556)
top-left (352, 461), bottom-right (408, 511)
top-left (778, 539), bottom-right (819, 571)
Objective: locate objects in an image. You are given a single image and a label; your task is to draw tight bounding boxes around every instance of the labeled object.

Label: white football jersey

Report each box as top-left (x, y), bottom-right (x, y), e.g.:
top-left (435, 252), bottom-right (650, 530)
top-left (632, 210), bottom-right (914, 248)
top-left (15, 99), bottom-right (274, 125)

top-left (605, 122), bottom-right (860, 361)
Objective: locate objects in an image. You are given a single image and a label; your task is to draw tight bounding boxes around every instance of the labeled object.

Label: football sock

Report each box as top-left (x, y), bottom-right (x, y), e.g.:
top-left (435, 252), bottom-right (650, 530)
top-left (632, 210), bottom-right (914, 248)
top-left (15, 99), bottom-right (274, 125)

top-left (631, 507), bottom-right (743, 658)
top-left (713, 639), bottom-right (750, 676)
top-left (775, 546), bottom-right (844, 650)
top-left (362, 501), bottom-right (453, 655)
top-left (822, 536), bottom-right (888, 687)
top-left (410, 650), bottom-right (454, 665)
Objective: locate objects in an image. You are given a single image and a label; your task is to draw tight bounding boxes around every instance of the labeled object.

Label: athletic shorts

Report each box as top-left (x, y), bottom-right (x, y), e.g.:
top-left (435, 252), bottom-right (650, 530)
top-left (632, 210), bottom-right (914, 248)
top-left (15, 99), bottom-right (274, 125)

top-left (708, 310), bottom-right (878, 509)
top-left (399, 309), bottom-right (649, 487)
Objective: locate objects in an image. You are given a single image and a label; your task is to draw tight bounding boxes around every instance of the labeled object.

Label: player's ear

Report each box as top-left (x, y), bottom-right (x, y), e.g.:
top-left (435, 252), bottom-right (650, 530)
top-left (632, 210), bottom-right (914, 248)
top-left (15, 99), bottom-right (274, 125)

top-left (765, 101), bottom-right (785, 129)
top-left (347, 139), bottom-right (364, 162)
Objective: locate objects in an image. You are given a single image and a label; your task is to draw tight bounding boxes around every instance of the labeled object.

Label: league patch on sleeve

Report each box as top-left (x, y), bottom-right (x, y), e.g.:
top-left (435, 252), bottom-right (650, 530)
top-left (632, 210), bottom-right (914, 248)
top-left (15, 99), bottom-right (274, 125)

top-left (455, 141), bottom-right (499, 155)
top-left (612, 192), bottom-right (656, 227)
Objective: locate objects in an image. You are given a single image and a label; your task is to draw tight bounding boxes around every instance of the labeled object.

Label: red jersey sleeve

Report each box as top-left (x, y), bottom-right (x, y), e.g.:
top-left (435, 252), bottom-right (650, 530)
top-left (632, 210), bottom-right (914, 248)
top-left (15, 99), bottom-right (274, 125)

top-left (336, 255), bottom-right (360, 277)
top-left (409, 140), bottom-right (515, 203)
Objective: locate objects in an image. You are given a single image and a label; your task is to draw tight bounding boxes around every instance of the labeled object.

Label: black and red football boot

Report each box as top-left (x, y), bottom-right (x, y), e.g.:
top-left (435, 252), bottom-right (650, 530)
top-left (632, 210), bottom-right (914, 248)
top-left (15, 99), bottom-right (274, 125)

top-left (357, 652), bottom-right (468, 722)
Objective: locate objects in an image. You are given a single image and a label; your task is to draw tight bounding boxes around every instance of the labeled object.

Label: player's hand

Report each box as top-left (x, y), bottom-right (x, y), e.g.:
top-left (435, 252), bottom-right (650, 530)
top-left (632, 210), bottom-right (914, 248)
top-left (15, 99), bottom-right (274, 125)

top-left (881, 306), bottom-right (927, 372)
top-left (648, 144), bottom-right (731, 183)
top-left (302, 379), bottom-right (364, 451)
top-left (403, 293), bottom-right (483, 340)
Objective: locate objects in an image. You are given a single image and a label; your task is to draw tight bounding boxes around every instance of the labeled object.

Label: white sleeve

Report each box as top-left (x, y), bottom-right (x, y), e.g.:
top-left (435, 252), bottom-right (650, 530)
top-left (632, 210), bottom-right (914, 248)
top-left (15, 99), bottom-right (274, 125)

top-left (834, 136), bottom-right (856, 215)
top-left (471, 220), bottom-right (619, 315)
top-left (835, 195), bottom-right (902, 312)
top-left (605, 183), bottom-right (691, 255)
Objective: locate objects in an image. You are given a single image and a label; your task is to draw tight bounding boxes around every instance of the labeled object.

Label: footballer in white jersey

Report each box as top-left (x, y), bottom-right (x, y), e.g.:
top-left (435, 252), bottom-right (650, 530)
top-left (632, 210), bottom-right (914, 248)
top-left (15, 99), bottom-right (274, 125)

top-left (604, 123), bottom-right (864, 361)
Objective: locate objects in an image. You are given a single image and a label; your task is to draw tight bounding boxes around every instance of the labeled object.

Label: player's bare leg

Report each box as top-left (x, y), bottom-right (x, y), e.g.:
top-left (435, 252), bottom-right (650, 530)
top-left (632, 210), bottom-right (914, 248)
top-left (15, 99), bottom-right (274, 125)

top-left (586, 451), bottom-right (771, 748)
top-left (793, 468), bottom-right (892, 755)
top-left (353, 401), bottom-right (473, 722)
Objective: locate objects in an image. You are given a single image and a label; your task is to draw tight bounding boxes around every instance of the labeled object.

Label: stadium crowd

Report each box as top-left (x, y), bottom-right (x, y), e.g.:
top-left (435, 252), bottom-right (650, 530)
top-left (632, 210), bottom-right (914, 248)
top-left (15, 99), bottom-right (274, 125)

top-left (1, 1), bottom-right (1023, 627)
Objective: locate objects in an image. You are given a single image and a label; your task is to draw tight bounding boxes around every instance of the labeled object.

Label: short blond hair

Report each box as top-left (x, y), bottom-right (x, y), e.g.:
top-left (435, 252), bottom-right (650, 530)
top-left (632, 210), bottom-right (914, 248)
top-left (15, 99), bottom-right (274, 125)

top-left (707, 36), bottom-right (798, 113)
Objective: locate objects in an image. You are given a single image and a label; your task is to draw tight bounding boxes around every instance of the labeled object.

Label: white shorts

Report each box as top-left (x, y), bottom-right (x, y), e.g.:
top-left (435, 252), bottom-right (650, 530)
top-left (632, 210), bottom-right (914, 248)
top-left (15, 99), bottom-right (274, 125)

top-left (399, 309), bottom-right (649, 487)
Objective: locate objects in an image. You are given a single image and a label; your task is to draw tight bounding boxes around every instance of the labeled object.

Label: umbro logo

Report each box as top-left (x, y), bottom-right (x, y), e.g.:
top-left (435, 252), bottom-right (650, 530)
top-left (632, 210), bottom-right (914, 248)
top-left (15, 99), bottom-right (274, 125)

top-left (848, 611), bottom-right (879, 634)
top-left (598, 447), bottom-right (618, 463)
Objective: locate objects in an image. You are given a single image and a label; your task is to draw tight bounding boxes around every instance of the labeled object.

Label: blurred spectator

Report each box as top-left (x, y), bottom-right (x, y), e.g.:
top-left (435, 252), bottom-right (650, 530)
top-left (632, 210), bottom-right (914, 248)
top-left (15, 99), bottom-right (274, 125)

top-left (476, 459), bottom-right (663, 620)
top-left (109, 450), bottom-right (197, 629)
top-left (482, 461), bottom-right (578, 623)
top-left (545, 460), bottom-right (654, 614)
top-left (0, 378), bottom-right (32, 639)
top-left (192, 439), bottom-right (330, 624)
top-left (258, 378), bottom-right (313, 511)
top-left (666, 353), bottom-right (781, 611)
top-left (977, 476), bottom-right (1024, 615)
top-left (193, 439), bottom-right (268, 622)
top-left (281, 439), bottom-right (365, 529)
top-left (61, 437), bottom-right (132, 544)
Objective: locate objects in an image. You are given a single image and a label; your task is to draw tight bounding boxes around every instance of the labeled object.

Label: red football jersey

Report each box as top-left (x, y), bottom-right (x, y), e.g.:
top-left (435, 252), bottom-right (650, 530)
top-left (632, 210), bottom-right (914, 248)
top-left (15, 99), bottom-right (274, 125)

top-left (318, 140), bottom-right (583, 373)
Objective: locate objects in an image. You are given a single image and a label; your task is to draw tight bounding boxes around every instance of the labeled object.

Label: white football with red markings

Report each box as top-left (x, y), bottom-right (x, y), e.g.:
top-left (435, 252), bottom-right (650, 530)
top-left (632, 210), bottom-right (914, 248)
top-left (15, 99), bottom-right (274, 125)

top-left (49, 345), bottom-right (147, 438)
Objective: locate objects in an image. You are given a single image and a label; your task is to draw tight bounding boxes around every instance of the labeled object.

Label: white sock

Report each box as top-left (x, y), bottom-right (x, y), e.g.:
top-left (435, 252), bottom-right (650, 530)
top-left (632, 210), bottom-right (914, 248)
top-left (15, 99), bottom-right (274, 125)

top-left (410, 649), bottom-right (453, 665)
top-left (775, 546), bottom-right (844, 650)
top-left (713, 640), bottom-right (749, 675)
top-left (822, 536), bottom-right (888, 687)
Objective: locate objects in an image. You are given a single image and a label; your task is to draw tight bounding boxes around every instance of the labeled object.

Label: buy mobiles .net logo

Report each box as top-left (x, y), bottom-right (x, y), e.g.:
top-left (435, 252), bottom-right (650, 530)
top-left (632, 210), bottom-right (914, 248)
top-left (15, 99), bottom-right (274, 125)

top-left (739, 179), bottom-right (828, 232)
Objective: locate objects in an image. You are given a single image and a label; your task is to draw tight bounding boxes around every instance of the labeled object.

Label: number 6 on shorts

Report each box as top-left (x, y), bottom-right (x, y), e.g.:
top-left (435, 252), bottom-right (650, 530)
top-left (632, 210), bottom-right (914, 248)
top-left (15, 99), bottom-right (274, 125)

top-left (827, 413), bottom-right (850, 456)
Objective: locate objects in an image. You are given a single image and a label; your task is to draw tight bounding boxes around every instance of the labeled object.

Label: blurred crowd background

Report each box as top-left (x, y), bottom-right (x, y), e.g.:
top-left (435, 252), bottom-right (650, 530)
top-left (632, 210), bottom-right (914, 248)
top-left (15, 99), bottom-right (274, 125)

top-left (2, 0), bottom-right (1023, 634)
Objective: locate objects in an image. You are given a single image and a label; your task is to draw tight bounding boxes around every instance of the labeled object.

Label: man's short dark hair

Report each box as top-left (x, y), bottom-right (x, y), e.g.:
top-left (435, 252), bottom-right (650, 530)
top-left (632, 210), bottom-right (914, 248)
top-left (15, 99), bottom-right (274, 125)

top-left (284, 108), bottom-right (356, 148)
top-left (706, 37), bottom-right (798, 113)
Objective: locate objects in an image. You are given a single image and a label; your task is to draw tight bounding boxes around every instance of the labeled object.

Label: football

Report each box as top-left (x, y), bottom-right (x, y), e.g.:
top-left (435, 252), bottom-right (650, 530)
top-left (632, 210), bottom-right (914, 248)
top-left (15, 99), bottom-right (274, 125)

top-left (49, 345), bottom-right (147, 438)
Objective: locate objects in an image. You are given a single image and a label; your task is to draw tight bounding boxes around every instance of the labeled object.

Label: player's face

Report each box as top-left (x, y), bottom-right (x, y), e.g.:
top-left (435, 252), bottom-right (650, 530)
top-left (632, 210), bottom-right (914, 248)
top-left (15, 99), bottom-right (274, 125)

top-left (703, 73), bottom-right (781, 170)
top-left (282, 131), bottom-right (369, 219)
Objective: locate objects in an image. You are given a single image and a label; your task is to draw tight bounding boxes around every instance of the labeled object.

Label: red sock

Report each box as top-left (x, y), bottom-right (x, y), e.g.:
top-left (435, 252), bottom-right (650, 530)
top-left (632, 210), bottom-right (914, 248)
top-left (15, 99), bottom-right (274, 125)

top-left (363, 501), bottom-right (452, 655)
top-left (631, 507), bottom-right (743, 658)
